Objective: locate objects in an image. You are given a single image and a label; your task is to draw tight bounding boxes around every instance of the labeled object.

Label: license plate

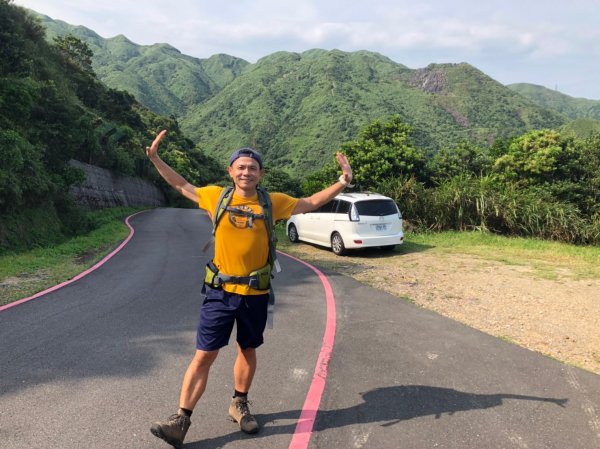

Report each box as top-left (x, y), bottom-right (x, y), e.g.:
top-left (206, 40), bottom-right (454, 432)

top-left (374, 224), bottom-right (387, 231)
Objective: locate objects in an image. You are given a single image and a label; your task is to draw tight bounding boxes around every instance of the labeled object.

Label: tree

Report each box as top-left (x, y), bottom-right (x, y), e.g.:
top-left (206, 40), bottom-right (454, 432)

top-left (0, 0), bottom-right (46, 77)
top-left (427, 141), bottom-right (492, 182)
top-left (580, 132), bottom-right (600, 215)
top-left (491, 129), bottom-right (598, 218)
top-left (494, 130), bottom-right (558, 184)
top-left (342, 115), bottom-right (428, 190)
top-left (0, 130), bottom-right (51, 212)
top-left (304, 115), bottom-right (428, 194)
top-left (261, 168), bottom-right (302, 197)
top-left (53, 34), bottom-right (94, 75)
top-left (493, 129), bottom-right (584, 186)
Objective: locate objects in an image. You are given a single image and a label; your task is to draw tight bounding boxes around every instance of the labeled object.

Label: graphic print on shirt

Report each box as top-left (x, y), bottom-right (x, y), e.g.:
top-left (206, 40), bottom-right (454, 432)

top-left (228, 205), bottom-right (254, 228)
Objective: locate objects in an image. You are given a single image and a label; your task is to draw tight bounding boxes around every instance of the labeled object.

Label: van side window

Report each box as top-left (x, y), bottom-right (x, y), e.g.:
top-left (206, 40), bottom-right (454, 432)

top-left (336, 200), bottom-right (350, 214)
top-left (319, 200), bottom-right (338, 213)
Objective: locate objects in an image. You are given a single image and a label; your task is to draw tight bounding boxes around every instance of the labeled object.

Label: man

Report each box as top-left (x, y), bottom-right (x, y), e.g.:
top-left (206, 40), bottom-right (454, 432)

top-left (146, 130), bottom-right (353, 448)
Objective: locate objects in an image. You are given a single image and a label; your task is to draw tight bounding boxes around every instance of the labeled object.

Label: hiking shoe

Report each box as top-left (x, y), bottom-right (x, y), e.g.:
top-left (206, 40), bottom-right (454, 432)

top-left (150, 413), bottom-right (191, 449)
top-left (229, 396), bottom-right (259, 434)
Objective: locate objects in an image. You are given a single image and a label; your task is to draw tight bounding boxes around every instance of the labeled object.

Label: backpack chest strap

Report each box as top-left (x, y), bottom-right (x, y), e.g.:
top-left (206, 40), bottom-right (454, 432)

top-left (224, 206), bottom-right (265, 228)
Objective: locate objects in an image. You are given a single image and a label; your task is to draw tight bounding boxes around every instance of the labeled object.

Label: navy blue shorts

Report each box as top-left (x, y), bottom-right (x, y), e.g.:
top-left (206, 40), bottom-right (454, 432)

top-left (196, 286), bottom-right (269, 351)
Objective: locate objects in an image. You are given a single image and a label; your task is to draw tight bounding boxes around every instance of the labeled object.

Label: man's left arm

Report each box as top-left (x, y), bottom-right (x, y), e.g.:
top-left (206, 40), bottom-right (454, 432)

top-left (292, 152), bottom-right (353, 215)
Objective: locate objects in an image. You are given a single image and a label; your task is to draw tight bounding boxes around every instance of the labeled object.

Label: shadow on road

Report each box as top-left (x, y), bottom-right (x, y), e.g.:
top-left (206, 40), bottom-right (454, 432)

top-left (313, 385), bottom-right (568, 428)
top-left (183, 385), bottom-right (568, 448)
top-left (349, 240), bottom-right (435, 259)
top-left (279, 240), bottom-right (434, 264)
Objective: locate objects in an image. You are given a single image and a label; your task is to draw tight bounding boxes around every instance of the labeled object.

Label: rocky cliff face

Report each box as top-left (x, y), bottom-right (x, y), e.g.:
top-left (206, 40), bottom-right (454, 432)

top-left (69, 160), bottom-right (166, 209)
top-left (408, 67), bottom-right (449, 94)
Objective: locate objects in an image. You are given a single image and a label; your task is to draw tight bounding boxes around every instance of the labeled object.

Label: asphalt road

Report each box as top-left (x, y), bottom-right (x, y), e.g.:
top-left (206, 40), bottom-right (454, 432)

top-left (1, 208), bottom-right (599, 449)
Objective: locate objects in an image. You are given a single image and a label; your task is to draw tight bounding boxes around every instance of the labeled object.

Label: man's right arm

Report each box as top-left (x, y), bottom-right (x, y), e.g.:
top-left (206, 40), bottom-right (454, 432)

top-left (291, 152), bottom-right (353, 215)
top-left (146, 130), bottom-right (198, 203)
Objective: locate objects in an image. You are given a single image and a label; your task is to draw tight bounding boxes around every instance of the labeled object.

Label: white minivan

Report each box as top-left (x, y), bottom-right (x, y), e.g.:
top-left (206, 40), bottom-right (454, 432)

top-left (286, 192), bottom-right (404, 255)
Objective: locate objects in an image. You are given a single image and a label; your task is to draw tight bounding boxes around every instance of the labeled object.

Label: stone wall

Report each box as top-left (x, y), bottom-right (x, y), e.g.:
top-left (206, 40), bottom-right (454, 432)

top-left (69, 160), bottom-right (166, 209)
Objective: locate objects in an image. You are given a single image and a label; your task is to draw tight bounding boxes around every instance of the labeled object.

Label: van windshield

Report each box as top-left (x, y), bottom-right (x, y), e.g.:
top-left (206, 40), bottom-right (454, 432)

top-left (355, 200), bottom-right (398, 216)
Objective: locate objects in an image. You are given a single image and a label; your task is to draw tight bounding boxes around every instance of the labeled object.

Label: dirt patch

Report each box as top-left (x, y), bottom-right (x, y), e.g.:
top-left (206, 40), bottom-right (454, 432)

top-left (0, 271), bottom-right (51, 288)
top-left (282, 243), bottom-right (600, 375)
top-left (0, 271), bottom-right (53, 307)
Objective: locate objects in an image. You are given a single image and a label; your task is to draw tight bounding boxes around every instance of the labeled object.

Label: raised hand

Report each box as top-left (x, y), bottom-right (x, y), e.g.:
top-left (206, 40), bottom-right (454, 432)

top-left (146, 129), bottom-right (167, 160)
top-left (336, 152), bottom-right (353, 184)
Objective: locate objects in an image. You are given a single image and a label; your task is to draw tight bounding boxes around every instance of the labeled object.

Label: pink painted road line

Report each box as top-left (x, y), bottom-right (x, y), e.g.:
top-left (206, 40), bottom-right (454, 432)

top-left (280, 251), bottom-right (337, 449)
top-left (0, 211), bottom-right (147, 313)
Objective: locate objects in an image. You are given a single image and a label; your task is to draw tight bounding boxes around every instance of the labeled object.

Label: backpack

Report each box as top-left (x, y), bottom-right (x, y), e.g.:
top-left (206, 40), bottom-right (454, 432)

top-left (202, 186), bottom-right (281, 290)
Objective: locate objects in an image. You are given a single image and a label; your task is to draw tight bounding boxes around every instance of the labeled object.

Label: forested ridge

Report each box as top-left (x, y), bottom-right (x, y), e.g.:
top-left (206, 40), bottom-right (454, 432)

top-left (508, 83), bottom-right (600, 121)
top-left (0, 0), bottom-right (224, 251)
top-left (1, 0), bottom-right (599, 251)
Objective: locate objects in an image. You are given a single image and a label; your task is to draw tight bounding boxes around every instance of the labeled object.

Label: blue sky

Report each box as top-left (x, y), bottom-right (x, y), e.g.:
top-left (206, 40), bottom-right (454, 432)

top-left (14, 0), bottom-right (600, 100)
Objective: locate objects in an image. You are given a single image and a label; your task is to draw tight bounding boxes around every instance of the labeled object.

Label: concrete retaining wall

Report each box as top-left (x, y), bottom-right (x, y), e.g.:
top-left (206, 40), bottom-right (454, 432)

top-left (69, 160), bottom-right (166, 209)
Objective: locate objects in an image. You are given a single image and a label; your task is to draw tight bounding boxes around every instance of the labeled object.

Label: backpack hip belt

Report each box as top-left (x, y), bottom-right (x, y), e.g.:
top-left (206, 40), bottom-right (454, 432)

top-left (204, 261), bottom-right (272, 291)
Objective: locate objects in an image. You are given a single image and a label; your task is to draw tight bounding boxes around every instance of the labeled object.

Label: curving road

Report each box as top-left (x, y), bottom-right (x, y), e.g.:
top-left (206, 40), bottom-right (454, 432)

top-left (1, 208), bottom-right (599, 449)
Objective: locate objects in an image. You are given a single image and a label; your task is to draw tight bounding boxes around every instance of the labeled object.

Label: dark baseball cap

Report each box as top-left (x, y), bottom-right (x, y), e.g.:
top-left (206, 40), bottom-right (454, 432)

top-left (229, 147), bottom-right (263, 168)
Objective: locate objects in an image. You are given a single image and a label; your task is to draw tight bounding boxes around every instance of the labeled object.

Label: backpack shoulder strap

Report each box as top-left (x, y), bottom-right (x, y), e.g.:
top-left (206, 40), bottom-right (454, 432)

top-left (212, 186), bottom-right (235, 236)
top-left (257, 187), bottom-right (281, 273)
top-left (202, 186), bottom-right (234, 253)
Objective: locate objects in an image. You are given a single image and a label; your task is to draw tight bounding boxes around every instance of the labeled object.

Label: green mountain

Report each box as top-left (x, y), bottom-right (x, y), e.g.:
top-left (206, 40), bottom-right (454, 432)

top-left (559, 117), bottom-right (600, 139)
top-left (32, 11), bottom-right (572, 175)
top-left (183, 51), bottom-right (567, 174)
top-left (34, 12), bottom-right (249, 118)
top-left (508, 83), bottom-right (600, 120)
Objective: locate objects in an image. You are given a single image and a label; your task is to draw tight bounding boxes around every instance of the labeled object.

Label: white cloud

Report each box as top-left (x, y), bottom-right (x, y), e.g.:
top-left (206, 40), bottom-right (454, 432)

top-left (12, 0), bottom-right (600, 99)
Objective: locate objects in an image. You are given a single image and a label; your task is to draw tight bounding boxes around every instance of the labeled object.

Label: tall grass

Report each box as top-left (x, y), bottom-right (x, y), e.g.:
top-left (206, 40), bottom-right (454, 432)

top-left (379, 175), bottom-right (599, 244)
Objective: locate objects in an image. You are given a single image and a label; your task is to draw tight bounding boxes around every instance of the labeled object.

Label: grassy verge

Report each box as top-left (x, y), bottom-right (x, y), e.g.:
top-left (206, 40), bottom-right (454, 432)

top-left (406, 231), bottom-right (600, 279)
top-left (0, 207), bottom-right (148, 307)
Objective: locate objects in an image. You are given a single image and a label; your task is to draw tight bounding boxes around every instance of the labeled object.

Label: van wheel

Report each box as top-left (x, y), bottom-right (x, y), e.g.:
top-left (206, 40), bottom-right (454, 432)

top-left (331, 232), bottom-right (347, 256)
top-left (288, 224), bottom-right (300, 243)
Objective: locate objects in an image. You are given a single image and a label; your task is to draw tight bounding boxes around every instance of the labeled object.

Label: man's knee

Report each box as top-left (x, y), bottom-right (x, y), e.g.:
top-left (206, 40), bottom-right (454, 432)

top-left (191, 349), bottom-right (219, 370)
top-left (237, 344), bottom-right (257, 356)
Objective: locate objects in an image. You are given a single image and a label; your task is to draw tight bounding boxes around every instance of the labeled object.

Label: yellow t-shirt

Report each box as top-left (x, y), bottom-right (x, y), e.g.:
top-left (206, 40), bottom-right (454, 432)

top-left (197, 185), bottom-right (298, 295)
